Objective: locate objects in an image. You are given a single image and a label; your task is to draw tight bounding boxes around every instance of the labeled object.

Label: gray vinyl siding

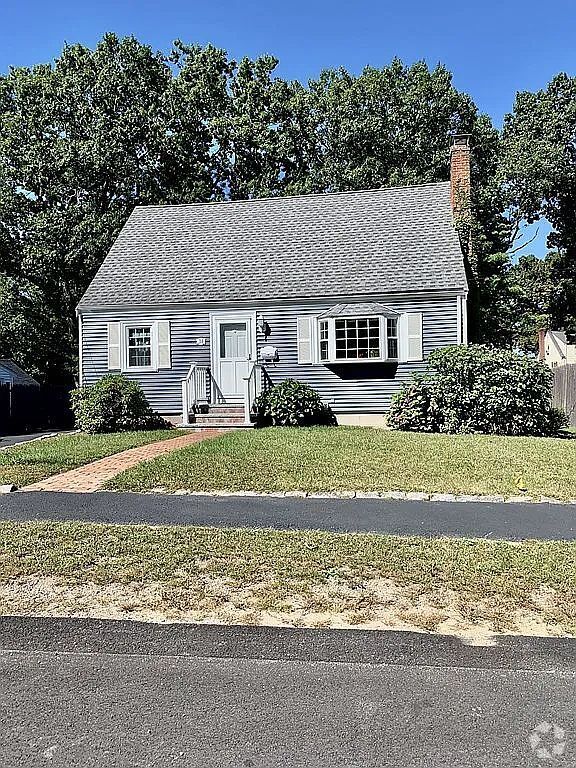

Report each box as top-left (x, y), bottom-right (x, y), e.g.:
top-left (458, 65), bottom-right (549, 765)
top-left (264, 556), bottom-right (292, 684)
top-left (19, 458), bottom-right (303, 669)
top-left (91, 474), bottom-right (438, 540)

top-left (80, 292), bottom-right (461, 415)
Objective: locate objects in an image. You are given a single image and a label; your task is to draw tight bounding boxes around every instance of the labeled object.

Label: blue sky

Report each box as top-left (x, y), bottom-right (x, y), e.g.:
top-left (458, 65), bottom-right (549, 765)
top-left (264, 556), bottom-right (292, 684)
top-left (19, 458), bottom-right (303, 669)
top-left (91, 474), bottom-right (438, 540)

top-left (3, 0), bottom-right (573, 256)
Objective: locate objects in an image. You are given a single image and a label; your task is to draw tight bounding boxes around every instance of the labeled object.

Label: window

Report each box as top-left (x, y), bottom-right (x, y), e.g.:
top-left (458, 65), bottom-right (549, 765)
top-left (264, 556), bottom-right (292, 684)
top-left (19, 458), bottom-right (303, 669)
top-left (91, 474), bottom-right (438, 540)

top-left (127, 326), bottom-right (152, 368)
top-left (387, 318), bottom-right (398, 359)
top-left (301, 308), bottom-right (423, 366)
top-left (311, 313), bottom-right (407, 364)
top-left (319, 320), bottom-right (329, 361)
top-left (335, 318), bottom-right (380, 360)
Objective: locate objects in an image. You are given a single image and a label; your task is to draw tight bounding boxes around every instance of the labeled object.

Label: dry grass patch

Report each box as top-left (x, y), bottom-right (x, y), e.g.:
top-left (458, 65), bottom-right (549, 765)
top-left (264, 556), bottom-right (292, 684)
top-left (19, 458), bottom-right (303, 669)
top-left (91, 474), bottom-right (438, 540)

top-left (0, 521), bottom-right (574, 640)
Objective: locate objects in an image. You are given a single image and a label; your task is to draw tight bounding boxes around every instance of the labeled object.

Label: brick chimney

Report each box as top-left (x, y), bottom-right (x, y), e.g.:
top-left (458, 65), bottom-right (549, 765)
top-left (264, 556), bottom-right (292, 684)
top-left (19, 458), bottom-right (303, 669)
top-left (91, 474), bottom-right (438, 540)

top-left (450, 134), bottom-right (473, 263)
top-left (450, 134), bottom-right (471, 219)
top-left (538, 328), bottom-right (547, 361)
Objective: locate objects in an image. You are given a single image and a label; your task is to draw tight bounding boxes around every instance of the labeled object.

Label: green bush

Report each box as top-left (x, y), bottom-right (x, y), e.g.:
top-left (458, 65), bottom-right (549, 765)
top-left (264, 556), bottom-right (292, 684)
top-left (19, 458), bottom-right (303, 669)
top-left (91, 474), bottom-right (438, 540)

top-left (71, 375), bottom-right (170, 434)
top-left (388, 345), bottom-right (567, 436)
top-left (255, 379), bottom-right (337, 427)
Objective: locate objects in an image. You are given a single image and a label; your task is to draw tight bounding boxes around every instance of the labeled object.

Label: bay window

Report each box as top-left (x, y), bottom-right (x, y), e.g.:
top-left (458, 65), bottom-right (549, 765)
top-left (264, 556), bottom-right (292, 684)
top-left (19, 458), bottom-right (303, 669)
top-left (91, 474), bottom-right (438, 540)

top-left (296, 305), bottom-right (423, 365)
top-left (316, 313), bottom-right (399, 363)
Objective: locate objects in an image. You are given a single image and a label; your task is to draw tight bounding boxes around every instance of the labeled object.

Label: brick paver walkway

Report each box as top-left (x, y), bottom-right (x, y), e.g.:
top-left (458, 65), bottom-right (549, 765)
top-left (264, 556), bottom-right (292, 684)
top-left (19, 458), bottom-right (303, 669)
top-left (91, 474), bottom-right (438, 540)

top-left (22, 430), bottom-right (226, 493)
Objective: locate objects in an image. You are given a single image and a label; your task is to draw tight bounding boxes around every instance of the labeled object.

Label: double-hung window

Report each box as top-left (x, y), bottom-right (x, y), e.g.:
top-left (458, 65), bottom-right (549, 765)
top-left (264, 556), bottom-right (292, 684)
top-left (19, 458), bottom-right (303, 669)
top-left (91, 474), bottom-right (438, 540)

top-left (127, 326), bottom-right (153, 368)
top-left (107, 320), bottom-right (172, 372)
top-left (319, 320), bottom-right (329, 361)
top-left (386, 318), bottom-right (398, 359)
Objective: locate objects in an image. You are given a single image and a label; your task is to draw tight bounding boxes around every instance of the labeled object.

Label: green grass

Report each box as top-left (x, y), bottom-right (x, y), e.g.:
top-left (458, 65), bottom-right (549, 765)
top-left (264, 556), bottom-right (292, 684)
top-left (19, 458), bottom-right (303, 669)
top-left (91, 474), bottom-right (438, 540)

top-left (0, 430), bottom-right (180, 487)
top-left (108, 426), bottom-right (576, 500)
top-left (0, 521), bottom-right (574, 633)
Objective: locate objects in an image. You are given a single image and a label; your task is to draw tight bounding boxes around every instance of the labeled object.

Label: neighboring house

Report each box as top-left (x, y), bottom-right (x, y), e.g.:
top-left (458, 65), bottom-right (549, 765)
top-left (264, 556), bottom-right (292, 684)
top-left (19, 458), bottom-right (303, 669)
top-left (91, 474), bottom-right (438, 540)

top-left (539, 330), bottom-right (576, 369)
top-left (78, 137), bottom-right (471, 427)
top-left (0, 360), bottom-right (40, 387)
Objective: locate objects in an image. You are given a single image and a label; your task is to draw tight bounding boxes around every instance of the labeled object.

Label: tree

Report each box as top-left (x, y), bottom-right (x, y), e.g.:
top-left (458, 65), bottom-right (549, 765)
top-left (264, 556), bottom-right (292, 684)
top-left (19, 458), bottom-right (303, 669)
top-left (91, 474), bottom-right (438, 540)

top-left (0, 40), bottom-right (511, 382)
top-left (477, 252), bottom-right (554, 354)
top-left (0, 275), bottom-right (72, 382)
top-left (501, 74), bottom-right (576, 339)
top-left (0, 34), bottom-right (229, 382)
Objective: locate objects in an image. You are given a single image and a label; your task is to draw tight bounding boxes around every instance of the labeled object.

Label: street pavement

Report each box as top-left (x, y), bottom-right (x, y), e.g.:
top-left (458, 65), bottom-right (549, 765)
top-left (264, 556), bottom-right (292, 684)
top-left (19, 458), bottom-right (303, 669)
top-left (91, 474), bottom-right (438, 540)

top-left (0, 618), bottom-right (574, 767)
top-left (0, 490), bottom-right (575, 539)
top-left (0, 430), bottom-right (61, 449)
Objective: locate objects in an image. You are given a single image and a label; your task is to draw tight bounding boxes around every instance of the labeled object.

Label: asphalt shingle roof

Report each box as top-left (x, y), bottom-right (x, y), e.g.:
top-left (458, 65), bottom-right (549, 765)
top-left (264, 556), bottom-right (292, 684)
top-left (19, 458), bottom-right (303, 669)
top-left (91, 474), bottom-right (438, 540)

top-left (78, 181), bottom-right (467, 308)
top-left (0, 359), bottom-right (39, 386)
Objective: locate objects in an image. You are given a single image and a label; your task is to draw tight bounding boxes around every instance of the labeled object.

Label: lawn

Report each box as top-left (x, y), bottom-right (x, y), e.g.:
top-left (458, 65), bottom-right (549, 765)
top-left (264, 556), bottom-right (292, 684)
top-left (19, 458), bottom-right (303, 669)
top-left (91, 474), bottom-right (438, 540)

top-left (0, 521), bottom-right (573, 637)
top-left (108, 426), bottom-right (576, 501)
top-left (0, 430), bottom-right (180, 488)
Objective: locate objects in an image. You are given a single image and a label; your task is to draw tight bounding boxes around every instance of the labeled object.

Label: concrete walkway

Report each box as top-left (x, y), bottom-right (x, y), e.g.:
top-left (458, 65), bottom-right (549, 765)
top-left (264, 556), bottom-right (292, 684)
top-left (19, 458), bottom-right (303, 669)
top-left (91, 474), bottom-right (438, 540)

top-left (21, 430), bottom-right (225, 493)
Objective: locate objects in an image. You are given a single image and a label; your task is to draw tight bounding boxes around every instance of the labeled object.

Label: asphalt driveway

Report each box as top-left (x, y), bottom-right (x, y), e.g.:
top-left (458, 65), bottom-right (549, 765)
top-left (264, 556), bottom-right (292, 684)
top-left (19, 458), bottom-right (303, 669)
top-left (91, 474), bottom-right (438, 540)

top-left (0, 490), bottom-right (575, 539)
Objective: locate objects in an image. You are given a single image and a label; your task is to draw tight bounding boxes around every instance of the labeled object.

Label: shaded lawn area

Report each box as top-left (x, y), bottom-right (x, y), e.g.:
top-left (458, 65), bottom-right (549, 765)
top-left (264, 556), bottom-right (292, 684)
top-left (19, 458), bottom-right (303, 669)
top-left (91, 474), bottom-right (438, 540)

top-left (0, 430), bottom-right (180, 488)
top-left (108, 426), bottom-right (576, 501)
top-left (0, 522), bottom-right (574, 635)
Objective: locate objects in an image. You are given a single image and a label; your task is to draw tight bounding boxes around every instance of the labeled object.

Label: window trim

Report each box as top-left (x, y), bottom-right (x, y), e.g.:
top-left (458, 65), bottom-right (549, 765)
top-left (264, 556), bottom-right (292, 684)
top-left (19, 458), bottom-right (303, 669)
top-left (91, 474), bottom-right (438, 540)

top-left (316, 315), bottom-right (399, 364)
top-left (121, 322), bottom-right (158, 372)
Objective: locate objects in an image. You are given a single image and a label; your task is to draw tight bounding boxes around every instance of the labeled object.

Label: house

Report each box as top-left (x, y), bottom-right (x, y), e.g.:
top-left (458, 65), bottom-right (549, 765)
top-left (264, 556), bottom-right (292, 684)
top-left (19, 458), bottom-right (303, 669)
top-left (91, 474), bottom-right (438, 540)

top-left (77, 136), bottom-right (470, 427)
top-left (0, 360), bottom-right (40, 387)
top-left (539, 330), bottom-right (576, 369)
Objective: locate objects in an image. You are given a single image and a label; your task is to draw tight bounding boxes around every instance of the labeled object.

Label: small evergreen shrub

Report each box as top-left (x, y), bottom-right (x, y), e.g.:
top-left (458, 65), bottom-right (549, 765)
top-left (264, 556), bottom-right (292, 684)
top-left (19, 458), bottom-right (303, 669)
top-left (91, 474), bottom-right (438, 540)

top-left (71, 375), bottom-right (170, 434)
top-left (388, 345), bottom-right (567, 437)
top-left (255, 379), bottom-right (337, 427)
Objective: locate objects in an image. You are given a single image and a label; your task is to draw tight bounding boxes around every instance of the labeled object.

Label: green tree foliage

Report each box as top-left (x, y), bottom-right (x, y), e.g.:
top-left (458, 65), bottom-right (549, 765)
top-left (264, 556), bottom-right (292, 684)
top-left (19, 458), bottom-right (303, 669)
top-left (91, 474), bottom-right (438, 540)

top-left (478, 253), bottom-right (554, 353)
top-left (0, 275), bottom-right (71, 382)
top-left (0, 34), bottom-right (229, 382)
top-left (0, 37), bottom-right (515, 383)
top-left (501, 74), bottom-right (576, 339)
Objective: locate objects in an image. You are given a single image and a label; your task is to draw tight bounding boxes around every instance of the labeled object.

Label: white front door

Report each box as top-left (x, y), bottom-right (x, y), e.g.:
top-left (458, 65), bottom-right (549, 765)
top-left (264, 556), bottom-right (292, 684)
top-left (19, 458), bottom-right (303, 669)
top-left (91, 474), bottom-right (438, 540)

top-left (213, 316), bottom-right (253, 401)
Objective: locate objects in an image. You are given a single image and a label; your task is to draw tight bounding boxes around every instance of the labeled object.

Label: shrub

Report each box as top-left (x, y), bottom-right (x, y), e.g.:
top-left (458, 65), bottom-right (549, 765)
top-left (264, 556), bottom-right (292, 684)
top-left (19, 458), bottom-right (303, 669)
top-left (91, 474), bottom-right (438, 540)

top-left (71, 375), bottom-right (170, 434)
top-left (255, 379), bottom-right (337, 427)
top-left (388, 345), bottom-right (567, 437)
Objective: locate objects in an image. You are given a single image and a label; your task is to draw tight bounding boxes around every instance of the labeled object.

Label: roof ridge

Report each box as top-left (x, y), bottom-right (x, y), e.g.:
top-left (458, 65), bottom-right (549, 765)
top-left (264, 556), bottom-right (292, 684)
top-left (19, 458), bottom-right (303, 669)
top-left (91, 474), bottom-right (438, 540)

top-left (133, 181), bottom-right (450, 212)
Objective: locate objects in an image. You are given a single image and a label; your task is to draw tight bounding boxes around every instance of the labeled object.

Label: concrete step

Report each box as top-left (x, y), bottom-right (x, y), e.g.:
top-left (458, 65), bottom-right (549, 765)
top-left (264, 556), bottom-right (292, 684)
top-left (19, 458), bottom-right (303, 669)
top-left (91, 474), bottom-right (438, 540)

top-left (181, 423), bottom-right (255, 430)
top-left (206, 406), bottom-right (245, 416)
top-left (193, 414), bottom-right (247, 426)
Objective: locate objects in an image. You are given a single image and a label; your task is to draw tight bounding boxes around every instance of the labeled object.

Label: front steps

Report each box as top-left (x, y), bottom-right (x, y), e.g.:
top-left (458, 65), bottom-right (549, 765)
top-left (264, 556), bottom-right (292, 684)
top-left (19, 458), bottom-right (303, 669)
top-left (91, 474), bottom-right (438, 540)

top-left (183, 404), bottom-right (255, 430)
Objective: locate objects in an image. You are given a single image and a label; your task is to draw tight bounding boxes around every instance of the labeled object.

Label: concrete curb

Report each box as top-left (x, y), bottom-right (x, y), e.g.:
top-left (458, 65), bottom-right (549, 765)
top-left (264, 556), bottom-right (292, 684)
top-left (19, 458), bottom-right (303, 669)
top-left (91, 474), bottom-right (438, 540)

top-left (133, 488), bottom-right (576, 505)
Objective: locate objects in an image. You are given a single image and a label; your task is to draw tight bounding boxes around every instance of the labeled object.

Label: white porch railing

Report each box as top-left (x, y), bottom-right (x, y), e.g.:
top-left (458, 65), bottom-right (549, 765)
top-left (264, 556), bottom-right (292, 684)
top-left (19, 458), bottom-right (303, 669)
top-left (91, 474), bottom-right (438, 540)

top-left (181, 364), bottom-right (211, 425)
top-left (242, 362), bottom-right (265, 425)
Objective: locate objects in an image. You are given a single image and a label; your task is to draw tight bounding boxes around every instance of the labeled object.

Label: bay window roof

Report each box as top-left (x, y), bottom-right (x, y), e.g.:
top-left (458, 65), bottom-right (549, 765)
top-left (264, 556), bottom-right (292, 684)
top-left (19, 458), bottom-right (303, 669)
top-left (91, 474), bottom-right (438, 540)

top-left (318, 302), bottom-right (399, 319)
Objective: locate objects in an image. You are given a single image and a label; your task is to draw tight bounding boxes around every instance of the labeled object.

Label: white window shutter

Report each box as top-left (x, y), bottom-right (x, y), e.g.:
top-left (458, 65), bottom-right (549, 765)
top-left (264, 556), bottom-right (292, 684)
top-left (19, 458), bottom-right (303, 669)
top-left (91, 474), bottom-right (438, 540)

top-left (156, 320), bottom-right (171, 369)
top-left (297, 317), bottom-right (314, 364)
top-left (107, 322), bottom-right (121, 370)
top-left (398, 313), bottom-right (423, 362)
